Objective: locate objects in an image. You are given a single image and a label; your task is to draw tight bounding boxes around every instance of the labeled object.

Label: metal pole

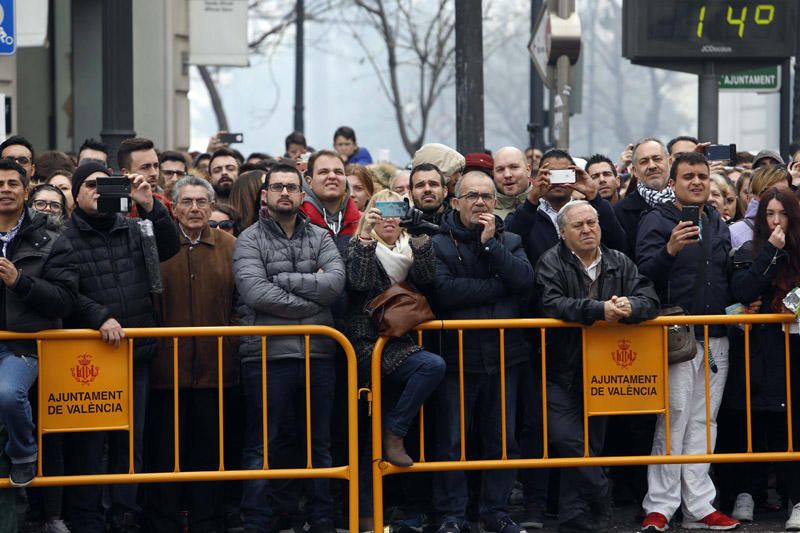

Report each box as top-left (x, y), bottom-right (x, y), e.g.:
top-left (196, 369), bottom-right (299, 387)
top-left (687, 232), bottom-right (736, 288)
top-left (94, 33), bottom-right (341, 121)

top-left (100, 0), bottom-right (136, 172)
top-left (554, 0), bottom-right (573, 150)
top-left (697, 62), bottom-right (719, 143)
top-left (528, 0), bottom-right (545, 149)
top-left (779, 58), bottom-right (790, 157)
top-left (455, 0), bottom-right (485, 154)
top-left (294, 0), bottom-right (305, 133)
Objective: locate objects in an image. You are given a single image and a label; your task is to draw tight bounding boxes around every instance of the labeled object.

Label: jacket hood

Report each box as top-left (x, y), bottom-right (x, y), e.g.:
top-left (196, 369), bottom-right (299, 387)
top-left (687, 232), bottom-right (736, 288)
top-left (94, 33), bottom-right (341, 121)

top-left (745, 198), bottom-right (759, 219)
top-left (302, 181), bottom-right (351, 216)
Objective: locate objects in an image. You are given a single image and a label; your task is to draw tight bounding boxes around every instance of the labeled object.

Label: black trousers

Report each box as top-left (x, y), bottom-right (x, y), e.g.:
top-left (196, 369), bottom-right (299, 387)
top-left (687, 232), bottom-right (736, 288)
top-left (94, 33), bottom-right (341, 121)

top-left (546, 381), bottom-right (608, 524)
top-left (144, 388), bottom-right (240, 533)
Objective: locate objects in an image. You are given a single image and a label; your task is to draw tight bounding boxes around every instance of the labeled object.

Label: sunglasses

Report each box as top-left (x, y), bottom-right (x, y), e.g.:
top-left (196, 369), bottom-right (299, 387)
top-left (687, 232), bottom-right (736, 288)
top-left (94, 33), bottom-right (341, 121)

top-left (208, 220), bottom-right (235, 230)
top-left (5, 156), bottom-right (30, 166)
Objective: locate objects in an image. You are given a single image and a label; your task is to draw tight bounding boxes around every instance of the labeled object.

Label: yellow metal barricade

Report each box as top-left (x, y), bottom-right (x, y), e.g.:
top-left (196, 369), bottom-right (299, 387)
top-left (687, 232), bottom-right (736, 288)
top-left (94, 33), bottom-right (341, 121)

top-left (369, 314), bottom-right (800, 530)
top-left (0, 325), bottom-right (360, 533)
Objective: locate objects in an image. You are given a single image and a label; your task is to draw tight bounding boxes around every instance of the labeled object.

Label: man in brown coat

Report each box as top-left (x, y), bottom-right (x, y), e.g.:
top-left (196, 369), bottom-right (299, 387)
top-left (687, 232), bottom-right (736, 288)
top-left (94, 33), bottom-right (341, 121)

top-left (145, 175), bottom-right (239, 532)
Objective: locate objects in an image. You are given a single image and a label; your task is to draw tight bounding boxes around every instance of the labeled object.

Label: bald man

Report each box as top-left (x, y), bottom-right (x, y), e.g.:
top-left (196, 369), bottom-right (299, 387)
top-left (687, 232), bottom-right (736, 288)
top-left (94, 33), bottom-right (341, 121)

top-left (493, 147), bottom-right (532, 220)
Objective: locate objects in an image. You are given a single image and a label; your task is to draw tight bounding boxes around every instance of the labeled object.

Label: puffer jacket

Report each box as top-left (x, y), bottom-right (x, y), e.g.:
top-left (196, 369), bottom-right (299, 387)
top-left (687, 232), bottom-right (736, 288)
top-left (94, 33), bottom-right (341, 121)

top-left (636, 201), bottom-right (732, 338)
top-left (343, 235), bottom-right (436, 386)
top-left (1, 209), bottom-right (78, 355)
top-left (534, 241), bottom-right (660, 390)
top-left (432, 211), bottom-right (533, 375)
top-left (234, 212), bottom-right (345, 365)
top-left (63, 201), bottom-right (180, 361)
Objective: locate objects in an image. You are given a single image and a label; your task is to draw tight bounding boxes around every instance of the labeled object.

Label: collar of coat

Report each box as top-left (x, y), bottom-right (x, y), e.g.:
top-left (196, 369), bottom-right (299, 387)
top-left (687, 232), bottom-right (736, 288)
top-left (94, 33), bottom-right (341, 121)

top-left (557, 240), bottom-right (622, 273)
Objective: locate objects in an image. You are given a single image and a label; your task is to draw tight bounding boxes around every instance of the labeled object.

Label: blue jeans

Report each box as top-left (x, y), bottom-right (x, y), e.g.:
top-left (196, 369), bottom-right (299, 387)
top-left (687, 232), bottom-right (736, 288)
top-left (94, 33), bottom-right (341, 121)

top-left (240, 358), bottom-right (336, 531)
top-left (384, 350), bottom-right (446, 437)
top-left (432, 365), bottom-right (521, 525)
top-left (0, 347), bottom-right (38, 463)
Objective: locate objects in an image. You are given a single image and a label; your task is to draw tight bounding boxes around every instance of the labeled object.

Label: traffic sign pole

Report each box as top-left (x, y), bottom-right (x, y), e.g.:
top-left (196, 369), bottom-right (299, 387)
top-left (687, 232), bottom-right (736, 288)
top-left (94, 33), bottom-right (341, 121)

top-left (698, 63), bottom-right (719, 143)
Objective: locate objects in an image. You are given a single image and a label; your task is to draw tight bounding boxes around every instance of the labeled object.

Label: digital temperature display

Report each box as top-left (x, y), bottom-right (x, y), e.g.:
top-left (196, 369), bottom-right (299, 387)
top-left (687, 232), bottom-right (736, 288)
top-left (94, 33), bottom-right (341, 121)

top-left (623, 0), bottom-right (797, 61)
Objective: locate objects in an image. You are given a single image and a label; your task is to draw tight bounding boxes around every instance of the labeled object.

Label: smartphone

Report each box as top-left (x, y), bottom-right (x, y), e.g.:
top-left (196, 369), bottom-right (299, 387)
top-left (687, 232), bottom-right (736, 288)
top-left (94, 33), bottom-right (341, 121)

top-left (375, 201), bottom-right (407, 218)
top-left (705, 143), bottom-right (736, 161)
top-left (218, 132), bottom-right (244, 144)
top-left (680, 205), bottom-right (700, 226)
top-left (549, 169), bottom-right (576, 184)
top-left (97, 176), bottom-right (132, 213)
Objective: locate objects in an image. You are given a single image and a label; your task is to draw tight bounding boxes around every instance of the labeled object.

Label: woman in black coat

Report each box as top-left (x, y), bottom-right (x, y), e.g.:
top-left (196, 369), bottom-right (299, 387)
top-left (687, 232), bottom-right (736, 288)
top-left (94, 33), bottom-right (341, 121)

top-left (722, 187), bottom-right (800, 528)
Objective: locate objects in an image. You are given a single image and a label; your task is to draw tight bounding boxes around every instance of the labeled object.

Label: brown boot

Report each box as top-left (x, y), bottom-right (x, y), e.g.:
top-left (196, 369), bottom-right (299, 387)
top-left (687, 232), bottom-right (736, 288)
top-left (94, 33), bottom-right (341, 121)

top-left (383, 431), bottom-right (413, 467)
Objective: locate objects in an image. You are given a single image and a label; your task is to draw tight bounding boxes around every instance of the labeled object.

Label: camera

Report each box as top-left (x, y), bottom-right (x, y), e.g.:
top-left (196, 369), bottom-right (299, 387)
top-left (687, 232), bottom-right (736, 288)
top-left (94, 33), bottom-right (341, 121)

top-left (97, 176), bottom-right (132, 213)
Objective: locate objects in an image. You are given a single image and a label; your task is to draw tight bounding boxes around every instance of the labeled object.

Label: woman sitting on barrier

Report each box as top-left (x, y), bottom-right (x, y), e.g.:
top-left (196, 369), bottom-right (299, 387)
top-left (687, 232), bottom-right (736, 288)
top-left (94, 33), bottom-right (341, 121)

top-left (343, 189), bottom-right (445, 468)
top-left (725, 186), bottom-right (800, 530)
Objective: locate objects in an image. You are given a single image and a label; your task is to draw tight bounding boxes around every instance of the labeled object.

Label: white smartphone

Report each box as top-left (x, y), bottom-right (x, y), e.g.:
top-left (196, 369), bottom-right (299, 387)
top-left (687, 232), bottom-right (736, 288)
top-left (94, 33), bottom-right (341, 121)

top-left (549, 169), bottom-right (576, 184)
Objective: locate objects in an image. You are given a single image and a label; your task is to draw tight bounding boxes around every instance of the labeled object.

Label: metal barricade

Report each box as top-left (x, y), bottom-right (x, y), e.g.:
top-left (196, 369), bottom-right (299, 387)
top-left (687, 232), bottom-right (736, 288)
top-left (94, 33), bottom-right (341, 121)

top-left (0, 325), bottom-right (360, 532)
top-left (368, 314), bottom-right (800, 530)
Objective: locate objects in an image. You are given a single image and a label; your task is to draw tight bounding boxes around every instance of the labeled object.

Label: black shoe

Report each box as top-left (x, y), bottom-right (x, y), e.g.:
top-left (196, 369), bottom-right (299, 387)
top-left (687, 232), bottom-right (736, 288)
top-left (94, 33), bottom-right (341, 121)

top-left (589, 495), bottom-right (613, 530)
top-left (436, 521), bottom-right (461, 533)
top-left (109, 512), bottom-right (142, 533)
top-left (482, 517), bottom-right (527, 533)
top-left (9, 460), bottom-right (35, 487)
top-left (515, 503), bottom-right (544, 530)
top-left (558, 512), bottom-right (605, 533)
top-left (309, 518), bottom-right (336, 533)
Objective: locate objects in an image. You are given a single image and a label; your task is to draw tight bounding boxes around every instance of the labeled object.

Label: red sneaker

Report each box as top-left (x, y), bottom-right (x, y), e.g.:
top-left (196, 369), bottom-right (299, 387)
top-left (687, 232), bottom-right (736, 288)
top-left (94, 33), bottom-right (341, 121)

top-left (641, 512), bottom-right (668, 531)
top-left (681, 510), bottom-right (740, 530)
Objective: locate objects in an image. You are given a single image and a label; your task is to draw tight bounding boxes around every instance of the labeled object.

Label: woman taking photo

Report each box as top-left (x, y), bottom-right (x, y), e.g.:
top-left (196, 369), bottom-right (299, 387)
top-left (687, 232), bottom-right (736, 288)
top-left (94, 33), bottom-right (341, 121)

top-left (344, 189), bottom-right (445, 467)
top-left (723, 187), bottom-right (800, 530)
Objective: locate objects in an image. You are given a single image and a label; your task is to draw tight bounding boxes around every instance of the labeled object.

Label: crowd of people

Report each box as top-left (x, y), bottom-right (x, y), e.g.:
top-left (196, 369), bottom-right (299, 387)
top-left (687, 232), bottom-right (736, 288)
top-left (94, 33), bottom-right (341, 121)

top-left (1, 126), bottom-right (800, 533)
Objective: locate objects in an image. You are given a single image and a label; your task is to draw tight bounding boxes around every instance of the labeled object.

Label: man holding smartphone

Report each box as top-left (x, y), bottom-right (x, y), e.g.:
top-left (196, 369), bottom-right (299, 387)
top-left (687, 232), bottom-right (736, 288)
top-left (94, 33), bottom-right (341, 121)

top-left (635, 152), bottom-right (737, 531)
top-left (62, 162), bottom-right (180, 533)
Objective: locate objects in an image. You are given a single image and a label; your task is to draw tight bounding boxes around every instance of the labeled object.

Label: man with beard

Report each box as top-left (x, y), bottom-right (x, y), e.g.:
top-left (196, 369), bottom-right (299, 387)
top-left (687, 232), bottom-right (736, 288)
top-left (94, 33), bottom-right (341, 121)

top-left (409, 163), bottom-right (450, 225)
top-left (613, 138), bottom-right (670, 259)
top-left (234, 162), bottom-right (345, 533)
top-left (208, 148), bottom-right (241, 205)
top-left (118, 138), bottom-right (175, 217)
top-left (300, 150), bottom-right (361, 253)
top-left (493, 147), bottom-right (532, 220)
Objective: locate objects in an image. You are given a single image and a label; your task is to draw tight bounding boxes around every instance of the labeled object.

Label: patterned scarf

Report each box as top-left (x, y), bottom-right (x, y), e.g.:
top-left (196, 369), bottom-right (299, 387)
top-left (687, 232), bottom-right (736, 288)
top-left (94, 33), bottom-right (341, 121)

top-left (636, 181), bottom-right (675, 208)
top-left (0, 211), bottom-right (24, 258)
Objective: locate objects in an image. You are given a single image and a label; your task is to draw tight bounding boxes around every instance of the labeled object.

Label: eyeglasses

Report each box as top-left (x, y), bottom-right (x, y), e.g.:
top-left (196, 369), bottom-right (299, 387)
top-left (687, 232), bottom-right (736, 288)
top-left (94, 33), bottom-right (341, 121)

top-left (267, 182), bottom-right (301, 193)
top-left (82, 180), bottom-right (98, 190)
top-left (457, 192), bottom-right (496, 203)
top-left (208, 220), bottom-right (235, 230)
top-left (31, 200), bottom-right (64, 213)
top-left (177, 198), bottom-right (210, 208)
top-left (162, 170), bottom-right (186, 178)
top-left (5, 156), bottom-right (30, 166)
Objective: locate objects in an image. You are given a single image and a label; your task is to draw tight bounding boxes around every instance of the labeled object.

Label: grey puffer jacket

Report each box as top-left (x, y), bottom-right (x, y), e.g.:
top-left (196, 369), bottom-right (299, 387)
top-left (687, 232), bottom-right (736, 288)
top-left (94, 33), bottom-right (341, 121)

top-left (343, 235), bottom-right (436, 386)
top-left (234, 212), bottom-right (346, 364)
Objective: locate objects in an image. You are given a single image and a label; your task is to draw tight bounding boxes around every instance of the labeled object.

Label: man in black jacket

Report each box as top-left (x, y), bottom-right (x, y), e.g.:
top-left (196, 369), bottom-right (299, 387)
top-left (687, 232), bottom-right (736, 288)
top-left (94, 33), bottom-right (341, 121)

top-left (636, 152), bottom-right (738, 532)
top-left (0, 159), bottom-right (77, 490)
top-left (613, 138), bottom-right (670, 259)
top-left (535, 201), bottom-right (658, 533)
top-left (431, 171), bottom-right (533, 533)
top-left (62, 161), bottom-right (180, 533)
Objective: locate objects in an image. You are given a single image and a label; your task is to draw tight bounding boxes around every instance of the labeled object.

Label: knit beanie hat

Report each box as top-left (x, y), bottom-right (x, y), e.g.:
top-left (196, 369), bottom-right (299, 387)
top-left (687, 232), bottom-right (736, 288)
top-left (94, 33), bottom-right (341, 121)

top-left (72, 162), bottom-right (111, 199)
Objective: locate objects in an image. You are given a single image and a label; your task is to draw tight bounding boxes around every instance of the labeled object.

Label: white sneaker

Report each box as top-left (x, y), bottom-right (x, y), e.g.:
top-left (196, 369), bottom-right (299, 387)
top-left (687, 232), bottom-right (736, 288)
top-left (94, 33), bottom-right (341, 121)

top-left (731, 492), bottom-right (754, 522)
top-left (787, 502), bottom-right (800, 531)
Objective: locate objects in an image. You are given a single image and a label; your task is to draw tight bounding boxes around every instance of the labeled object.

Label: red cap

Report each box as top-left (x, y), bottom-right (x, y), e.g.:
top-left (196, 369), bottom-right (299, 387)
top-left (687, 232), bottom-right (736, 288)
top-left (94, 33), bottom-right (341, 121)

top-left (464, 152), bottom-right (494, 174)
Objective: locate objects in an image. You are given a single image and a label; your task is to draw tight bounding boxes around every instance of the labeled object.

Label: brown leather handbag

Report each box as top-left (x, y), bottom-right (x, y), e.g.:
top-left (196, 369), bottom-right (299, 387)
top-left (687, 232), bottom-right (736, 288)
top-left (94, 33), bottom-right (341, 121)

top-left (365, 281), bottom-right (435, 338)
